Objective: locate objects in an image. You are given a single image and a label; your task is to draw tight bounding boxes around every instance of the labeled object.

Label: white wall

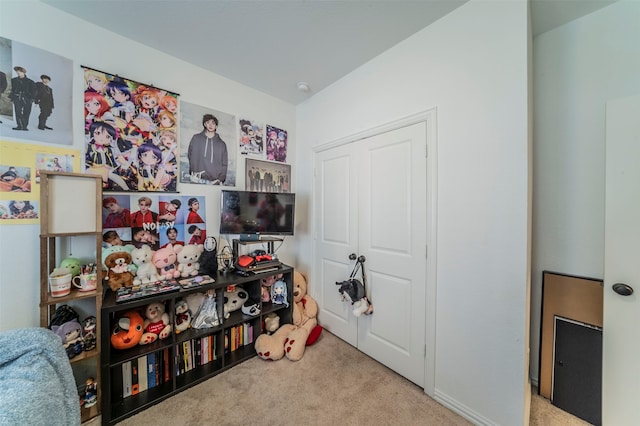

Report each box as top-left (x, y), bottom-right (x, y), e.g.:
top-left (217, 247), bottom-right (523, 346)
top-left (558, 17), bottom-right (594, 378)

top-left (530, 0), bottom-right (640, 385)
top-left (296, 1), bottom-right (530, 425)
top-left (0, 1), bottom-right (296, 331)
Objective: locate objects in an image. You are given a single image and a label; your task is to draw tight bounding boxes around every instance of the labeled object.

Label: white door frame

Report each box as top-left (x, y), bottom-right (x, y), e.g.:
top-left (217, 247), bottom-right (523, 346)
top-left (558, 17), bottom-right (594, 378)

top-left (312, 109), bottom-right (438, 396)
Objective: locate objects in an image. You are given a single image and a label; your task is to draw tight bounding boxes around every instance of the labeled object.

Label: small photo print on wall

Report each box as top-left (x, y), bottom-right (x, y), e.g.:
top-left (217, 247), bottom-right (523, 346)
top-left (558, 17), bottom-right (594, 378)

top-left (0, 164), bottom-right (31, 192)
top-left (35, 153), bottom-right (73, 183)
top-left (265, 125), bottom-right (287, 163)
top-left (0, 199), bottom-right (38, 220)
top-left (239, 118), bottom-right (264, 158)
top-left (246, 158), bottom-right (291, 193)
top-left (179, 101), bottom-right (236, 186)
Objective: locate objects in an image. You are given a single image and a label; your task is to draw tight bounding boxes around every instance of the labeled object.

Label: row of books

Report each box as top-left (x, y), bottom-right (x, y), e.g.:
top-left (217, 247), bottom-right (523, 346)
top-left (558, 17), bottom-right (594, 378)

top-left (175, 335), bottom-right (218, 376)
top-left (117, 349), bottom-right (171, 400)
top-left (225, 322), bottom-right (255, 354)
top-left (115, 323), bottom-right (257, 401)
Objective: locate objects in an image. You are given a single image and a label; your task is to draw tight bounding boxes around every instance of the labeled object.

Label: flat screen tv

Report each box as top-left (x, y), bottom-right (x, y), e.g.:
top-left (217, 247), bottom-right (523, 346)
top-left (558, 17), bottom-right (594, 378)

top-left (220, 190), bottom-right (295, 238)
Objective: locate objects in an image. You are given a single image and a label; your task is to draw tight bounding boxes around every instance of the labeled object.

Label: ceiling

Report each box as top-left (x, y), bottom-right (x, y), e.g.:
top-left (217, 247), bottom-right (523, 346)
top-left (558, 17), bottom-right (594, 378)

top-left (42, 0), bottom-right (618, 105)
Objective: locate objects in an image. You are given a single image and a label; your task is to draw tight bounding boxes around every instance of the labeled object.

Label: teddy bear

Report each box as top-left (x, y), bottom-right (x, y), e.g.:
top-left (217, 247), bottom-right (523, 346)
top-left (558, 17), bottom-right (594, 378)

top-left (255, 271), bottom-right (323, 361)
top-left (139, 302), bottom-right (172, 345)
top-left (102, 245), bottom-right (136, 291)
top-left (153, 244), bottom-right (180, 280)
top-left (263, 312), bottom-right (280, 335)
top-left (131, 244), bottom-right (160, 285)
top-left (174, 299), bottom-right (192, 334)
top-left (175, 244), bottom-right (204, 277)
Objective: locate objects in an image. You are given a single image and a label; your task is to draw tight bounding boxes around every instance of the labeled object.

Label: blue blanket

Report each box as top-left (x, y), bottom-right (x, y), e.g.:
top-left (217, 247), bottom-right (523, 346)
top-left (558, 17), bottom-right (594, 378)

top-left (0, 327), bottom-right (80, 426)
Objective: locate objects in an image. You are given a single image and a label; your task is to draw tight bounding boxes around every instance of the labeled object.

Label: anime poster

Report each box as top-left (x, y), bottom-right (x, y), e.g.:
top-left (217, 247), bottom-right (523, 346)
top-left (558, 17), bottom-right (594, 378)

top-left (0, 37), bottom-right (74, 144)
top-left (179, 101), bottom-right (236, 186)
top-left (239, 118), bottom-right (264, 158)
top-left (0, 140), bottom-right (80, 224)
top-left (82, 67), bottom-right (179, 193)
top-left (246, 159), bottom-right (291, 193)
top-left (265, 124), bottom-right (288, 162)
top-left (102, 194), bottom-right (207, 251)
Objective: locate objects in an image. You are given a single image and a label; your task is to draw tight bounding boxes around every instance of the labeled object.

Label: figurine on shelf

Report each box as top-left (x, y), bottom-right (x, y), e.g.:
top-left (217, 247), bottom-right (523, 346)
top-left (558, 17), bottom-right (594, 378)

top-left (191, 289), bottom-right (220, 328)
top-left (84, 377), bottom-right (97, 408)
top-left (271, 280), bottom-right (288, 307)
top-left (51, 319), bottom-right (85, 359)
top-left (82, 316), bottom-right (97, 351)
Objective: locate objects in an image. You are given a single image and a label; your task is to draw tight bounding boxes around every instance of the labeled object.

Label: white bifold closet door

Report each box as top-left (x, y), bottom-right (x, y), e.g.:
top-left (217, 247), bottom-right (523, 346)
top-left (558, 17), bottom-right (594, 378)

top-left (314, 122), bottom-right (428, 387)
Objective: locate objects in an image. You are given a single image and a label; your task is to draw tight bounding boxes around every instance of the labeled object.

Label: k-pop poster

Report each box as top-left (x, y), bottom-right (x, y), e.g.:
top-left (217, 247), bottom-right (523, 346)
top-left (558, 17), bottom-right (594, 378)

top-left (179, 100), bottom-right (236, 186)
top-left (265, 124), bottom-right (288, 163)
top-left (82, 66), bottom-right (180, 192)
top-left (102, 194), bottom-right (207, 251)
top-left (0, 37), bottom-right (74, 144)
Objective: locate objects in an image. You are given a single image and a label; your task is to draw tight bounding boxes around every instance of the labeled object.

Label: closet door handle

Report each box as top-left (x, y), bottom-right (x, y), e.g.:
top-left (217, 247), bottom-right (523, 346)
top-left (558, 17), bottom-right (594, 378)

top-left (349, 253), bottom-right (357, 260)
top-left (612, 283), bottom-right (634, 296)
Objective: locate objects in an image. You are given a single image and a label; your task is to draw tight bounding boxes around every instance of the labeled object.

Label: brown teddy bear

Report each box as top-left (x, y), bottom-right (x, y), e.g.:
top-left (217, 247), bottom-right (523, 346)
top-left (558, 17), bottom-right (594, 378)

top-left (102, 246), bottom-right (136, 292)
top-left (255, 271), bottom-right (322, 361)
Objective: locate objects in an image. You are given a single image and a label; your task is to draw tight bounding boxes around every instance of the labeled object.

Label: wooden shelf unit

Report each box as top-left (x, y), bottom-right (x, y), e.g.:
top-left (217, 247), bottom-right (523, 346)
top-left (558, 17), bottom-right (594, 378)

top-left (39, 171), bottom-right (103, 424)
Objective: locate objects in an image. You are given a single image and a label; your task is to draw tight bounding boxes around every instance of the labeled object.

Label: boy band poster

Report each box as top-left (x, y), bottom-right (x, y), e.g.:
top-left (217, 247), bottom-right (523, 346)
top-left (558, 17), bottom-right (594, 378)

top-left (102, 194), bottom-right (207, 251)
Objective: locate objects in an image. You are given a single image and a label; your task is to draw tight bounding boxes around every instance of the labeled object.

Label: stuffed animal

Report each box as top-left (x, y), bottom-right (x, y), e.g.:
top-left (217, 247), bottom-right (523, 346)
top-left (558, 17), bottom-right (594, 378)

top-left (241, 296), bottom-right (261, 316)
top-left (263, 312), bottom-right (280, 335)
top-left (102, 245), bottom-right (136, 292)
top-left (175, 244), bottom-right (204, 277)
top-left (255, 271), bottom-right (323, 361)
top-left (336, 278), bottom-right (373, 317)
top-left (131, 245), bottom-right (160, 285)
top-left (223, 286), bottom-right (248, 319)
top-left (153, 244), bottom-right (180, 280)
top-left (51, 319), bottom-right (85, 359)
top-left (140, 302), bottom-right (172, 345)
top-left (174, 299), bottom-right (192, 334)
top-left (198, 236), bottom-right (218, 276)
top-left (110, 310), bottom-right (144, 350)
top-left (60, 257), bottom-right (82, 277)
top-left (260, 274), bottom-right (277, 302)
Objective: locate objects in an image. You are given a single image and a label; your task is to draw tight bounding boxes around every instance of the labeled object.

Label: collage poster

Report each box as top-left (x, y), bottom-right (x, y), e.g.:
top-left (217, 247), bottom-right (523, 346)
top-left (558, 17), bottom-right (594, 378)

top-left (0, 140), bottom-right (79, 225)
top-left (83, 67), bottom-right (180, 193)
top-left (102, 193), bottom-right (207, 252)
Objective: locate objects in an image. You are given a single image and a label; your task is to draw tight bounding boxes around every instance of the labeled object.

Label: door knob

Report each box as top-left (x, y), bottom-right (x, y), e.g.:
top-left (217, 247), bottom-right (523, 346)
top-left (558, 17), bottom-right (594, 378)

top-left (349, 253), bottom-right (357, 260)
top-left (612, 283), bottom-right (634, 296)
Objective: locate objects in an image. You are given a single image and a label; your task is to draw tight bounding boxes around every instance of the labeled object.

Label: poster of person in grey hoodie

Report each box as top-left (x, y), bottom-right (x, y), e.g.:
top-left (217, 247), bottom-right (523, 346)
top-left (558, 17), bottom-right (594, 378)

top-left (180, 101), bottom-right (236, 186)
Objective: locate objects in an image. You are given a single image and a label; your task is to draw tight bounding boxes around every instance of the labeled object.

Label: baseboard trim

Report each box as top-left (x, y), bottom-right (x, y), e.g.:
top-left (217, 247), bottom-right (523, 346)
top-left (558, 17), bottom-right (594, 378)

top-left (434, 390), bottom-right (495, 426)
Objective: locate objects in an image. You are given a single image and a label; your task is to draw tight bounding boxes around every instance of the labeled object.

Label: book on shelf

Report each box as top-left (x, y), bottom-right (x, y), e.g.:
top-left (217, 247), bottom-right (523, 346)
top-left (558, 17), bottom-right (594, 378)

top-left (138, 355), bottom-right (148, 393)
top-left (164, 347), bottom-right (170, 382)
top-left (131, 363), bottom-right (139, 395)
top-left (147, 352), bottom-right (156, 389)
top-left (122, 361), bottom-right (132, 398)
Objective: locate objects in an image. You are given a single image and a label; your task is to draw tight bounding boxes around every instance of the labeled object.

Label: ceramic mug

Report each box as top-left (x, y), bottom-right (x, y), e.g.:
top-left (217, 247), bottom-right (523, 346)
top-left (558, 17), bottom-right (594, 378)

top-left (72, 272), bottom-right (97, 292)
top-left (49, 272), bottom-right (72, 297)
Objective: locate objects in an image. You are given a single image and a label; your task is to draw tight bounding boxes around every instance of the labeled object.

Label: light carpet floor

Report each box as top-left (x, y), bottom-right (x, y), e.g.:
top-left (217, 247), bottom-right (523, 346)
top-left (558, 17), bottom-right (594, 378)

top-left (106, 331), bottom-right (591, 425)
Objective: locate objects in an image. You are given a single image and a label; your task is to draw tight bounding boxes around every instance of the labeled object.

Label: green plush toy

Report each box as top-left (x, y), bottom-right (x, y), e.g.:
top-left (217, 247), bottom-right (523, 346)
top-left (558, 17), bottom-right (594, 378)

top-left (60, 257), bottom-right (82, 277)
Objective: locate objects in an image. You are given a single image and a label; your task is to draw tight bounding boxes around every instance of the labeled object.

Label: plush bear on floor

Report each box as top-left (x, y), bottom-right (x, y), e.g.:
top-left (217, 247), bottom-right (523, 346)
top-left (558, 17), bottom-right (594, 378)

top-left (255, 271), bottom-right (322, 361)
